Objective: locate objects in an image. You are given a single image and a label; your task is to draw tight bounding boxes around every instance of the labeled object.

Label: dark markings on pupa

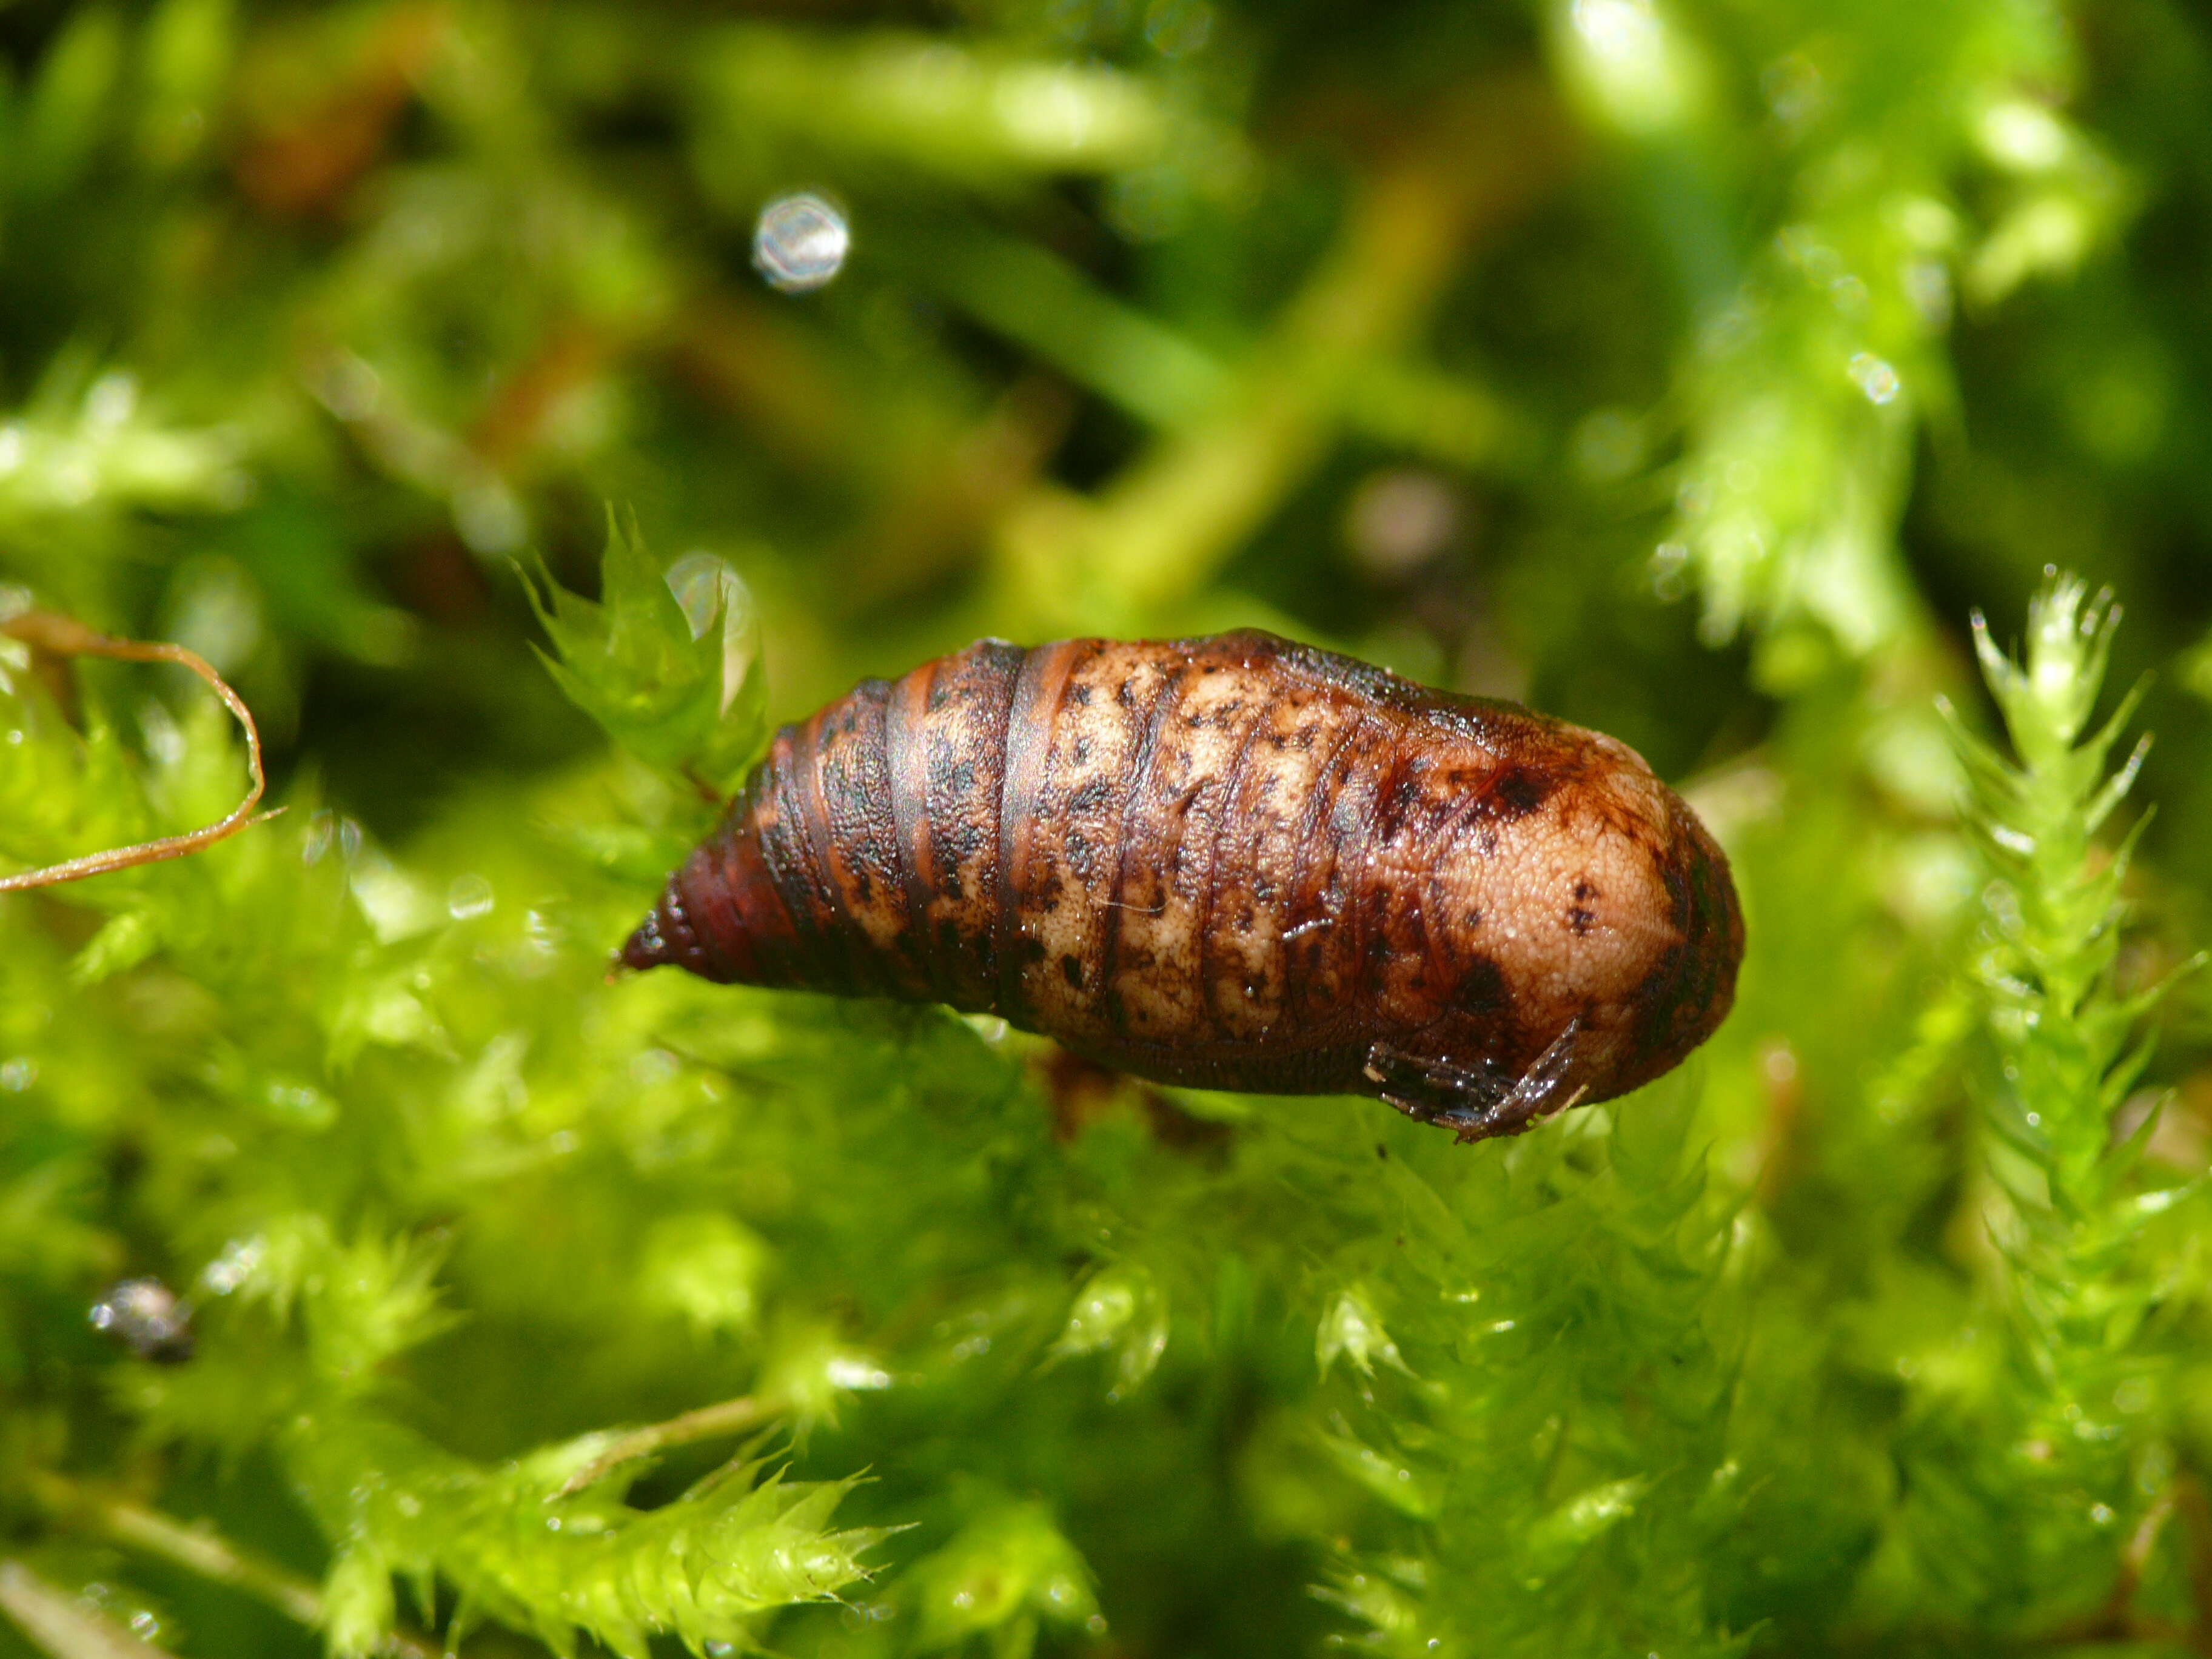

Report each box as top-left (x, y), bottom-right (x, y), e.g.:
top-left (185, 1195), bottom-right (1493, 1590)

top-left (625, 631), bottom-right (1743, 1142)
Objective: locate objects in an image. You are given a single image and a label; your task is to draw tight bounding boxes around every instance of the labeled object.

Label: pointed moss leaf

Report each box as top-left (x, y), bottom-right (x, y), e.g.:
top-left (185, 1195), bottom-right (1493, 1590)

top-left (903, 1501), bottom-right (1100, 1654)
top-left (5, 12), bottom-right (2209, 1655)
top-left (537, 819), bottom-right (700, 884)
top-left (1316, 1427), bottom-right (1440, 1520)
top-left (327, 971), bottom-right (446, 1067)
top-left (639, 1210), bottom-right (771, 1338)
top-left (67, 907), bottom-right (158, 985)
top-left (321, 1544), bottom-right (399, 1659)
top-left (1047, 1261), bottom-right (1167, 1398)
top-left (523, 514), bottom-right (765, 789)
top-left (304, 1230), bottom-right (457, 1387)
top-left (1315, 1284), bottom-right (1411, 1380)
top-left (1933, 568), bottom-right (2185, 1584)
top-left (0, 669), bottom-right (156, 897)
top-left (1518, 1476), bottom-right (1649, 1583)
top-left (1313, 1562), bottom-right (1429, 1652)
top-left (2083, 732), bottom-right (2151, 834)
top-left (758, 1324), bottom-right (894, 1431)
top-left (289, 1414), bottom-right (880, 1659)
top-left (196, 1217), bottom-right (312, 1321)
top-left (195, 1216), bottom-right (455, 1390)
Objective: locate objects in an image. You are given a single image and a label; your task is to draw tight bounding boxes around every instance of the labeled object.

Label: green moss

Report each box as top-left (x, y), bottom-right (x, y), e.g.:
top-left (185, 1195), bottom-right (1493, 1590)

top-left (2, 3), bottom-right (2210, 1657)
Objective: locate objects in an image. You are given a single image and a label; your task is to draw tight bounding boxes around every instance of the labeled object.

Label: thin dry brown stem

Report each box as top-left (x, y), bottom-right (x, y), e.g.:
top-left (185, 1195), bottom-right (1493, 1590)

top-left (0, 611), bottom-right (284, 893)
top-left (555, 1393), bottom-right (780, 1498)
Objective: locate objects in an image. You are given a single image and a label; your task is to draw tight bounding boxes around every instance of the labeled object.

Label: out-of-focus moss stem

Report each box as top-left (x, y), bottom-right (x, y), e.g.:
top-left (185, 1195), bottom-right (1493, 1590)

top-left (25, 1473), bottom-right (437, 1659)
top-left (994, 73), bottom-right (1569, 631)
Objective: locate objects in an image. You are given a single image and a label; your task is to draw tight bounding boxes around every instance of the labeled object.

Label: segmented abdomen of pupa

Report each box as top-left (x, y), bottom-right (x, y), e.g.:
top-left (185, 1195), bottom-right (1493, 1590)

top-left (622, 631), bottom-right (1742, 1110)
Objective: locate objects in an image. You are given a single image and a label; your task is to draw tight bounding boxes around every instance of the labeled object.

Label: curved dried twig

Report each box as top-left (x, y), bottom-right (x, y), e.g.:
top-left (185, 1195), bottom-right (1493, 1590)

top-left (0, 611), bottom-right (283, 893)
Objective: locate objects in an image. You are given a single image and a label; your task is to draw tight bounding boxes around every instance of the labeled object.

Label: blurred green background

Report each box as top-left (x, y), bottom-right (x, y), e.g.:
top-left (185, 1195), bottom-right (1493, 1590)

top-left (2, 0), bottom-right (2211, 1655)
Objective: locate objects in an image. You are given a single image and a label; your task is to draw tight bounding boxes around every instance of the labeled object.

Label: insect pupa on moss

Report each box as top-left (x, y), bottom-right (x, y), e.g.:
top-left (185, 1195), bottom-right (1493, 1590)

top-left (624, 630), bottom-right (1743, 1142)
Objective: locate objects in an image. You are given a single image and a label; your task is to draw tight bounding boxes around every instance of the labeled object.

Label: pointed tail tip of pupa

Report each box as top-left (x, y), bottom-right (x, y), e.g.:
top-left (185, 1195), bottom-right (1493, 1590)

top-left (614, 908), bottom-right (674, 976)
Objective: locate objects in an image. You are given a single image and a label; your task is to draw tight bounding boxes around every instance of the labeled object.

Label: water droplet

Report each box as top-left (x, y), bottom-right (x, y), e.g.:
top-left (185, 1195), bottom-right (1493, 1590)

top-left (90, 1278), bottom-right (194, 1362)
top-left (1848, 353), bottom-right (1900, 405)
top-left (753, 193), bottom-right (851, 295)
top-left (201, 1236), bottom-right (264, 1295)
top-left (263, 1080), bottom-right (337, 1128)
top-left (665, 552), bottom-right (740, 642)
top-left (826, 1356), bottom-right (894, 1390)
top-left (447, 874), bottom-right (495, 920)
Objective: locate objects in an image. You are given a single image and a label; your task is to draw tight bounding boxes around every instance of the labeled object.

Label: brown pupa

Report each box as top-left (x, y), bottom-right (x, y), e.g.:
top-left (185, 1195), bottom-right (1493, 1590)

top-left (621, 631), bottom-right (1742, 1142)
